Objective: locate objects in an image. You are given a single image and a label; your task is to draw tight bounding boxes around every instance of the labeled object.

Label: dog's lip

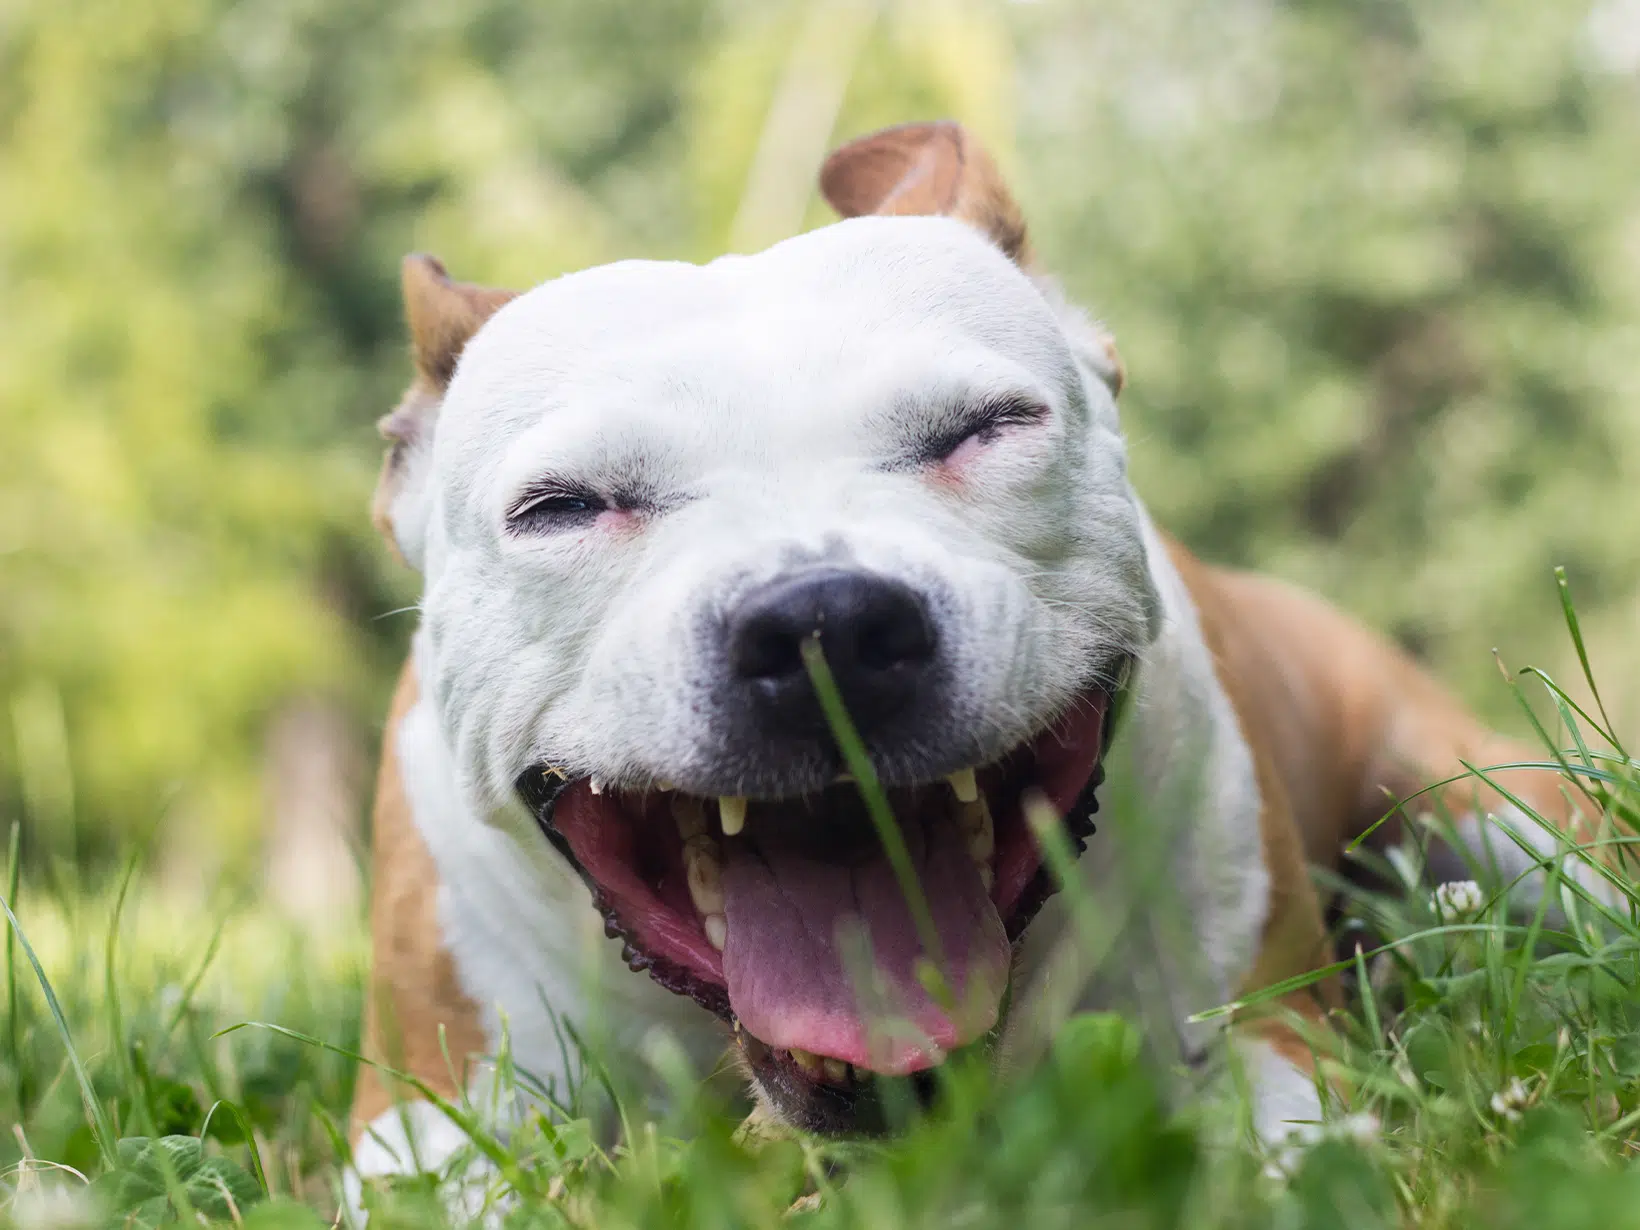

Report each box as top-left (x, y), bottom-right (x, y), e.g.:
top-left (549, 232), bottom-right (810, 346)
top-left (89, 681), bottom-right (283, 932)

top-left (513, 657), bottom-right (1130, 1105)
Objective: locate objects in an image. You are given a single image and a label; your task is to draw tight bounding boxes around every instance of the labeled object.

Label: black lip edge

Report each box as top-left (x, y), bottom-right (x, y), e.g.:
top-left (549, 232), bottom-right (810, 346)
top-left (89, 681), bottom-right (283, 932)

top-left (515, 769), bottom-right (733, 1019)
top-left (513, 654), bottom-right (1134, 1030)
top-left (739, 1032), bottom-right (885, 1135)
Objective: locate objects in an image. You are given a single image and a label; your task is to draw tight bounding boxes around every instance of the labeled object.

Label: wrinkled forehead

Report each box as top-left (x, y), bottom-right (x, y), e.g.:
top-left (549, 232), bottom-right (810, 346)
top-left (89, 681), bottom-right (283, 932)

top-left (438, 216), bottom-right (1080, 463)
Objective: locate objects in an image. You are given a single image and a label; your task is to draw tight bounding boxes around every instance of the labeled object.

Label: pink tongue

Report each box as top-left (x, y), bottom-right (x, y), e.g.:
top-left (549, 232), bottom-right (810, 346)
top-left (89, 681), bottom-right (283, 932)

top-left (719, 818), bottom-right (1010, 1074)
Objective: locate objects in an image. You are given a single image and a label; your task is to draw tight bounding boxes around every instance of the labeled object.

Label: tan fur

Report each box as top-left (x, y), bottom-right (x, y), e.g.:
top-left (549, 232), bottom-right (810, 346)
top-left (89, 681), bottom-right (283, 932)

top-left (350, 661), bottom-right (489, 1135)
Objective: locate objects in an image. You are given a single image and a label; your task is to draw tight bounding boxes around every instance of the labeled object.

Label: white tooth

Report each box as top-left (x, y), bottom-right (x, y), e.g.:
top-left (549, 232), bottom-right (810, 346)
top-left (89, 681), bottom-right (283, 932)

top-left (672, 794), bottom-right (707, 840)
top-left (589, 776), bottom-right (605, 796)
top-left (656, 779), bottom-right (676, 792)
top-left (978, 864), bottom-right (994, 893)
top-left (719, 796), bottom-right (747, 837)
top-left (790, 1048), bottom-right (821, 1075)
top-left (822, 1057), bottom-right (849, 1083)
top-left (686, 846), bottom-right (724, 915)
top-left (947, 768), bottom-right (979, 803)
top-left (704, 913), bottom-right (727, 951)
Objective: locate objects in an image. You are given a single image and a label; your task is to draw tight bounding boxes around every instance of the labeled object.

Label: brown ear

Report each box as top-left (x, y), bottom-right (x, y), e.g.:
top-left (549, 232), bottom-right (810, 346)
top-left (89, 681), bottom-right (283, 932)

top-left (819, 121), bottom-right (1030, 264)
top-left (820, 123), bottom-right (1125, 397)
top-left (401, 253), bottom-right (517, 391)
top-left (372, 255), bottom-right (516, 566)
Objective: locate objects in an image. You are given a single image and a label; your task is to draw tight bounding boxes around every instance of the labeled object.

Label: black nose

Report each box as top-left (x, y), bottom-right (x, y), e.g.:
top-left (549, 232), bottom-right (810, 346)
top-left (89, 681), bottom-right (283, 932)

top-left (727, 568), bottom-right (937, 737)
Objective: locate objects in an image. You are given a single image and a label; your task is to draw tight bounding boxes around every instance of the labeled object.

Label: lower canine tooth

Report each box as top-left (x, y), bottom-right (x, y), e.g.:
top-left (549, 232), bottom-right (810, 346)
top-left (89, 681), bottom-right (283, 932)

top-left (978, 865), bottom-right (994, 892)
top-left (704, 913), bottom-right (727, 951)
top-left (672, 794), bottom-right (707, 840)
top-left (686, 849), bottom-right (724, 915)
top-left (718, 796), bottom-right (747, 837)
top-left (947, 768), bottom-right (979, 803)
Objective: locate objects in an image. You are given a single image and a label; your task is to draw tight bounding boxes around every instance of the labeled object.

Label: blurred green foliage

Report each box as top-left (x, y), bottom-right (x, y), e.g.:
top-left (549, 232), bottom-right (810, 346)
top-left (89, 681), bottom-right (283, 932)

top-left (2, 0), bottom-right (1637, 863)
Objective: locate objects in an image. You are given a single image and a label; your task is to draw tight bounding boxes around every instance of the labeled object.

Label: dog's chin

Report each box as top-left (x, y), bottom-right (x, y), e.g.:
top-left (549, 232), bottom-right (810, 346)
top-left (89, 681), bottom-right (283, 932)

top-left (513, 668), bottom-right (1125, 1135)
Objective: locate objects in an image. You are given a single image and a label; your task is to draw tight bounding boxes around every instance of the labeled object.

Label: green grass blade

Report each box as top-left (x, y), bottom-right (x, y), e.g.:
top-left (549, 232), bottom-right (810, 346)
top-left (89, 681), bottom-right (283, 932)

top-left (200, 1099), bottom-right (271, 1196)
top-left (1555, 567), bottom-right (1623, 757)
top-left (800, 634), bottom-right (952, 1006)
top-left (103, 848), bottom-right (142, 1132)
top-left (5, 820), bottom-right (23, 1114)
top-left (0, 891), bottom-right (117, 1166)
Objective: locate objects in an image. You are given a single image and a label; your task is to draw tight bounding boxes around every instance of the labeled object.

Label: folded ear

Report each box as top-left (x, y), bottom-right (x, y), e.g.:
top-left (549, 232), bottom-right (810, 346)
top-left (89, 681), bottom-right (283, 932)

top-left (820, 121), bottom-right (1030, 264)
top-left (372, 255), bottom-right (517, 568)
top-left (820, 122), bottom-right (1123, 397)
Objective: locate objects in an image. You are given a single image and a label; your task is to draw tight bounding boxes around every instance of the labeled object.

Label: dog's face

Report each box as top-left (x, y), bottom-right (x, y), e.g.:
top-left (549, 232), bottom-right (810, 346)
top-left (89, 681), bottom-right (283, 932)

top-left (378, 124), bottom-right (1159, 1132)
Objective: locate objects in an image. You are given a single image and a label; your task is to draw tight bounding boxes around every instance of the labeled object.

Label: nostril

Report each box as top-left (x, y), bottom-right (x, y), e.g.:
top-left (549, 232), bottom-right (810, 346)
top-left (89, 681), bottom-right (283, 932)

top-left (855, 602), bottom-right (934, 672)
top-left (733, 613), bottom-right (809, 682)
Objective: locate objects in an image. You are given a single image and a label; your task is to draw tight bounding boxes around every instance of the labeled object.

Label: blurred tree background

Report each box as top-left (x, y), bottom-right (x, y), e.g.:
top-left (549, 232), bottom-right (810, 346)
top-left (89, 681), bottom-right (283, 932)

top-left (2, 0), bottom-right (1637, 887)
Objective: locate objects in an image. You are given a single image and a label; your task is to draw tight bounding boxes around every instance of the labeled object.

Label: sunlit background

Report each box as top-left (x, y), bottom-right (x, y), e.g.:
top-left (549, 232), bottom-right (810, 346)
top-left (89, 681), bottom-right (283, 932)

top-left (3, 0), bottom-right (1638, 920)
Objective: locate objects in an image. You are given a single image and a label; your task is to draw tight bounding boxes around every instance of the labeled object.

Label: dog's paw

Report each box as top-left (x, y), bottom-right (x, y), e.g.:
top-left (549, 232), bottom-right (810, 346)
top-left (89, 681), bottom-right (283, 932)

top-left (344, 1101), bottom-right (511, 1228)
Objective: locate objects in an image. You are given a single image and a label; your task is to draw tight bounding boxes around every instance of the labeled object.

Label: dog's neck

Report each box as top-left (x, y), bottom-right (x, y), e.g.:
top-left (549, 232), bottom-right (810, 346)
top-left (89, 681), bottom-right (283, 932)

top-left (1001, 508), bottom-right (1269, 1068)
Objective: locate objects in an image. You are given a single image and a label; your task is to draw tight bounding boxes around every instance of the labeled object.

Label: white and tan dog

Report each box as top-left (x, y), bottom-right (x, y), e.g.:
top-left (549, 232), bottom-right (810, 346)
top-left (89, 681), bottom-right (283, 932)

top-left (347, 122), bottom-right (1593, 1189)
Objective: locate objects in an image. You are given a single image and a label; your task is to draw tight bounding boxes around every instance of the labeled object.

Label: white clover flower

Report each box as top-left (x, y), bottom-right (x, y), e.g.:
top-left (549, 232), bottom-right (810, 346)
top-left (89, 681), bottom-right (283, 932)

top-left (1335, 1112), bottom-right (1382, 1145)
top-left (1434, 879), bottom-right (1484, 919)
top-left (2, 1161), bottom-right (96, 1230)
top-left (1490, 1077), bottom-right (1531, 1122)
top-left (1263, 1112), bottom-right (1382, 1179)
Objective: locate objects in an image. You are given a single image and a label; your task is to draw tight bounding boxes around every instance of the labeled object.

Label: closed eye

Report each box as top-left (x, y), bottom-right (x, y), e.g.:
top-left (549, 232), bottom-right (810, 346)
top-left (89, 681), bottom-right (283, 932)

top-left (506, 482), bottom-right (610, 534)
top-left (915, 394), bottom-right (1049, 465)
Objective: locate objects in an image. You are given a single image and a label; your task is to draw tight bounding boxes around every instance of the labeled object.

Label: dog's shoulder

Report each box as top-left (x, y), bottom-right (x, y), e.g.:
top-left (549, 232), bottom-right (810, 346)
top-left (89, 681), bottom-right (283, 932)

top-left (353, 659), bottom-right (490, 1133)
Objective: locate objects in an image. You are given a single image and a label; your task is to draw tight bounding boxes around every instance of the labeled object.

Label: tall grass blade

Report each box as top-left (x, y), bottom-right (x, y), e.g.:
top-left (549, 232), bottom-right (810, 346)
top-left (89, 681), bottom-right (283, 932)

top-left (103, 849), bottom-right (142, 1131)
top-left (6, 820), bottom-right (23, 1113)
top-left (800, 634), bottom-right (951, 1004)
top-left (0, 892), bottom-right (117, 1166)
top-left (1555, 567), bottom-right (1622, 755)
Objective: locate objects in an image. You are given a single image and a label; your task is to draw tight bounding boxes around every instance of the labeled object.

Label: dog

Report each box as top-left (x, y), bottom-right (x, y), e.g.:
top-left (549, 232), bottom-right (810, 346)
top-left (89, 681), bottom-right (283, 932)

top-left (345, 121), bottom-right (1598, 1196)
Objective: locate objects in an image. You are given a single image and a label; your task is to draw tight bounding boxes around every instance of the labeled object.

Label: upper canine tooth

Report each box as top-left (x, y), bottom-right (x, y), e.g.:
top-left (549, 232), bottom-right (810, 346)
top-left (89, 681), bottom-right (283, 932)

top-left (589, 776), bottom-right (605, 796)
top-left (719, 796), bottom-right (747, 837)
top-left (704, 913), bottom-right (727, 951)
top-left (672, 794), bottom-right (707, 840)
top-left (947, 768), bottom-right (979, 803)
top-left (790, 1048), bottom-right (822, 1075)
top-left (822, 1057), bottom-right (850, 1083)
top-left (656, 779), bottom-right (676, 792)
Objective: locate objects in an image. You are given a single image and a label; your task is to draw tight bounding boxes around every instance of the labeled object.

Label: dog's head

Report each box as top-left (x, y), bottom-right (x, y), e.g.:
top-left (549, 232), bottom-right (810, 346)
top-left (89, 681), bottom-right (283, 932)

top-left (375, 122), bottom-right (1159, 1132)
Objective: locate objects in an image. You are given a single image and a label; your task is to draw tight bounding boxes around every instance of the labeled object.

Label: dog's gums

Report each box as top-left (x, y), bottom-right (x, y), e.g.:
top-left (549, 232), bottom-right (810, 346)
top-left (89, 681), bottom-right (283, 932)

top-left (514, 673), bottom-right (1122, 1127)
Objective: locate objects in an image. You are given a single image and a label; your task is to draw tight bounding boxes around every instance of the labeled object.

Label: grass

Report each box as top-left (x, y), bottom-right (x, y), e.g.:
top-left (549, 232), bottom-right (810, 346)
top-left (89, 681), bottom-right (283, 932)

top-left (2, 595), bottom-right (1638, 1229)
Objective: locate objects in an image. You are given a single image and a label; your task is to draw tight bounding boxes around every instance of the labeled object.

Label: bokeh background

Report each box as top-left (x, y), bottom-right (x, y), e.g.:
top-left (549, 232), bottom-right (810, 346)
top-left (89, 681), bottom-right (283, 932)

top-left (3, 0), bottom-right (1639, 910)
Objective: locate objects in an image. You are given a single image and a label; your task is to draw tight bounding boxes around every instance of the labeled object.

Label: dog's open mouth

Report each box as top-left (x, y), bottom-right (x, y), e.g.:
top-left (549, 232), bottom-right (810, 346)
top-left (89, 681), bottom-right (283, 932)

top-left (515, 677), bottom-right (1120, 1125)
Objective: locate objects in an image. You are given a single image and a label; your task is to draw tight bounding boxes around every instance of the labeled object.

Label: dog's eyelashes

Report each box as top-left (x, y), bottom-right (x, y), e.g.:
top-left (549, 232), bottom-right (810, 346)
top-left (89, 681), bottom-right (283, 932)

top-left (918, 395), bottom-right (1049, 466)
top-left (507, 485), bottom-right (610, 533)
